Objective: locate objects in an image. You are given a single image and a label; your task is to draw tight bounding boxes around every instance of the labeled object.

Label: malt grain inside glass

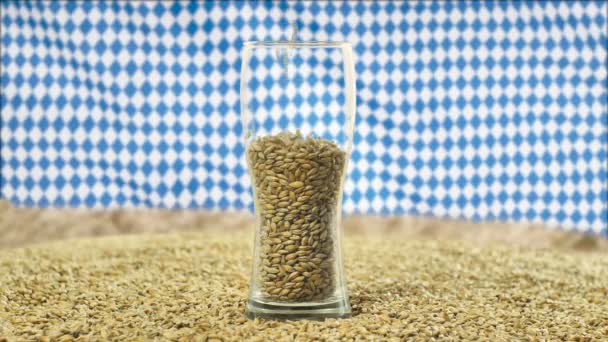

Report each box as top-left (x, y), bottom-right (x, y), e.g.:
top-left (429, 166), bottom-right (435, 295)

top-left (241, 41), bottom-right (355, 319)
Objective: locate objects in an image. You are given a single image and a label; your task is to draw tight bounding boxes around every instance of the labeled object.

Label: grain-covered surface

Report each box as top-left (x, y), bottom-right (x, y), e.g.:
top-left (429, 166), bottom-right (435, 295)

top-left (1, 232), bottom-right (607, 341)
top-left (1, 199), bottom-right (608, 340)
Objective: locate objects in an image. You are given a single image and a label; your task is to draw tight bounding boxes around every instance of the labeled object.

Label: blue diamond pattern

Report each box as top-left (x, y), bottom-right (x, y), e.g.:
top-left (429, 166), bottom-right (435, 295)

top-left (0, 1), bottom-right (607, 236)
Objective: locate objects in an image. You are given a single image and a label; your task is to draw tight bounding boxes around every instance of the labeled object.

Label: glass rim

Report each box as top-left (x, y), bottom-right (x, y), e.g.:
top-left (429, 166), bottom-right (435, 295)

top-left (243, 41), bottom-right (351, 49)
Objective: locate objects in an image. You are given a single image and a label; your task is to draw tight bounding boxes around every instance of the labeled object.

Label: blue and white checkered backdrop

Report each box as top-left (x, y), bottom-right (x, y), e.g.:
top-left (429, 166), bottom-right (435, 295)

top-left (1, 1), bottom-right (607, 235)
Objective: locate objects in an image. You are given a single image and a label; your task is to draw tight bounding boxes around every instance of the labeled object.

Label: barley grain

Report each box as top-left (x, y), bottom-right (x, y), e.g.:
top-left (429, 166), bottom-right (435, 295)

top-left (247, 131), bottom-right (346, 302)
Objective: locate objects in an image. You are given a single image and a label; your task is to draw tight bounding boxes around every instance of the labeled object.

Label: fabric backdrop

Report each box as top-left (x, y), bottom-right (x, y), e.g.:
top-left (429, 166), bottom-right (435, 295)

top-left (1, 1), bottom-right (606, 236)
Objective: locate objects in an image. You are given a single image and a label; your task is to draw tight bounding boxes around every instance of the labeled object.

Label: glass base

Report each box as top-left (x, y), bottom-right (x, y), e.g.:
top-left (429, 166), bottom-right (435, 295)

top-left (246, 297), bottom-right (352, 320)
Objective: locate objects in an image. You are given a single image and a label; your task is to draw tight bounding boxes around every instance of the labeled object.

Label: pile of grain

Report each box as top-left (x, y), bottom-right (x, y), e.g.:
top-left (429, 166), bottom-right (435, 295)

top-left (247, 132), bottom-right (347, 302)
top-left (1, 231), bottom-right (606, 341)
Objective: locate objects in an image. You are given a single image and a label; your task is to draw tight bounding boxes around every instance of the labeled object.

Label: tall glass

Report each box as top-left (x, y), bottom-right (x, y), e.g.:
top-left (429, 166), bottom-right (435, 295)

top-left (241, 41), bottom-right (355, 319)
